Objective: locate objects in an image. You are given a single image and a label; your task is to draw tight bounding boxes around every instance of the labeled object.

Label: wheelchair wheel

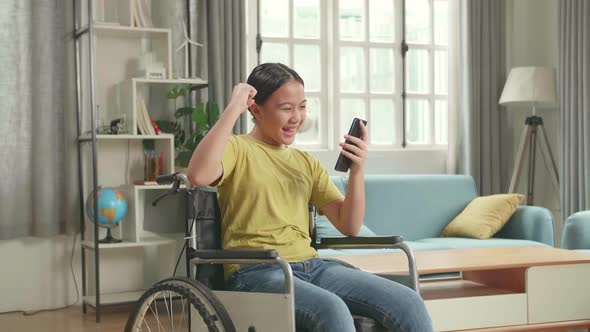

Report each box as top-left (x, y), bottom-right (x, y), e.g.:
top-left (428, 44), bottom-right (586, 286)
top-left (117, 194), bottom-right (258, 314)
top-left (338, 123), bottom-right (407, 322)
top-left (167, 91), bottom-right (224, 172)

top-left (124, 277), bottom-right (236, 332)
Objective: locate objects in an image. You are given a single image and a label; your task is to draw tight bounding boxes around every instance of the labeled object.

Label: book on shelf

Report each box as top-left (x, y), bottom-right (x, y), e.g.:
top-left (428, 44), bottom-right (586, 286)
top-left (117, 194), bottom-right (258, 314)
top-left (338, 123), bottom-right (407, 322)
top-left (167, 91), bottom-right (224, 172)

top-left (143, 150), bottom-right (163, 182)
top-left (137, 95), bottom-right (157, 135)
top-left (134, 0), bottom-right (153, 28)
top-left (131, 1), bottom-right (140, 27)
top-left (140, 97), bottom-right (156, 135)
top-left (136, 96), bottom-right (149, 135)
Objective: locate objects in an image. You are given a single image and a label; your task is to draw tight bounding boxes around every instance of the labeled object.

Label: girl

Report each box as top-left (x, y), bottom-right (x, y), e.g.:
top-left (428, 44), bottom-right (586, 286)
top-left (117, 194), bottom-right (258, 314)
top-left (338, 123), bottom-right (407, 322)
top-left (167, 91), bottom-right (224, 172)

top-left (187, 63), bottom-right (433, 332)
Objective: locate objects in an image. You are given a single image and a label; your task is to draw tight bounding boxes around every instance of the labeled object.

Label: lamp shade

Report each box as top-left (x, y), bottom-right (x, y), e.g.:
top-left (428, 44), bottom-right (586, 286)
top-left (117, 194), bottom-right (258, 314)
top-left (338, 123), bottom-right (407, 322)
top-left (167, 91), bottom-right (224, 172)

top-left (499, 66), bottom-right (558, 107)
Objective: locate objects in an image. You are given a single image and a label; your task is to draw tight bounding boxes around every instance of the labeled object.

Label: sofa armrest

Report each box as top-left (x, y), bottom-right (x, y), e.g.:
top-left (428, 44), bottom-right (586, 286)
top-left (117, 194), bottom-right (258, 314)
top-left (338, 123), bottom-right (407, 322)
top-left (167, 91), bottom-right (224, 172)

top-left (495, 206), bottom-right (554, 246)
top-left (561, 211), bottom-right (590, 249)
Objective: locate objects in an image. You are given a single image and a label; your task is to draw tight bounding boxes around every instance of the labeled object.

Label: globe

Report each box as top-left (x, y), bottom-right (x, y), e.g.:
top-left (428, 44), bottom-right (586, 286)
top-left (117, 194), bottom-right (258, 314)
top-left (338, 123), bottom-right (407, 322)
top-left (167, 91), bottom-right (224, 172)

top-left (86, 187), bottom-right (128, 243)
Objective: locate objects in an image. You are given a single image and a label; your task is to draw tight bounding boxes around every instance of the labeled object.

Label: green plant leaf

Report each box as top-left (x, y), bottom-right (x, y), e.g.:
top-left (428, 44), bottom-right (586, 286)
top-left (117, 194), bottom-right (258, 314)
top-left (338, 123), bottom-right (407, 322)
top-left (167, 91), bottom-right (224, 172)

top-left (176, 129), bottom-right (186, 146)
top-left (195, 102), bottom-right (221, 123)
top-left (175, 151), bottom-right (193, 168)
top-left (195, 102), bottom-right (206, 118)
top-left (212, 103), bottom-right (220, 121)
top-left (179, 84), bottom-right (190, 96)
top-left (142, 139), bottom-right (155, 151)
top-left (166, 85), bottom-right (190, 99)
top-left (166, 86), bottom-right (181, 99)
top-left (192, 108), bottom-right (208, 127)
top-left (175, 107), bottom-right (195, 119)
top-left (155, 120), bottom-right (178, 134)
top-left (186, 132), bottom-right (205, 151)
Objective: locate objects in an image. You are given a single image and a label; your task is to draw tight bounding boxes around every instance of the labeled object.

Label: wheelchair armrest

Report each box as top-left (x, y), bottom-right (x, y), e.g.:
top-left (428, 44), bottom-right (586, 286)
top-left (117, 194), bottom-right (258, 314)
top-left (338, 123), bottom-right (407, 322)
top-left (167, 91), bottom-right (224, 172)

top-left (316, 235), bottom-right (421, 294)
top-left (315, 236), bottom-right (404, 249)
top-left (191, 249), bottom-right (295, 298)
top-left (193, 249), bottom-right (278, 260)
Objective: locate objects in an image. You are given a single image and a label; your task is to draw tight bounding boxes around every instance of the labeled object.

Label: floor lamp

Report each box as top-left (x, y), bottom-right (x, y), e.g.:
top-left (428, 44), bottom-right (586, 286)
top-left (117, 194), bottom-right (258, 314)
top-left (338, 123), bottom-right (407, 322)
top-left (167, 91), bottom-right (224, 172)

top-left (499, 67), bottom-right (560, 205)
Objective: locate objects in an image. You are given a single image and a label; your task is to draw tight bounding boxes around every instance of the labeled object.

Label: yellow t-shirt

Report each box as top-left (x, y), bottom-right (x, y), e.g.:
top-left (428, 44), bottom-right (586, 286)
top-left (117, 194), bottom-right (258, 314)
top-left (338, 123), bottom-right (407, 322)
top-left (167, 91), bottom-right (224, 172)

top-left (216, 135), bottom-right (344, 278)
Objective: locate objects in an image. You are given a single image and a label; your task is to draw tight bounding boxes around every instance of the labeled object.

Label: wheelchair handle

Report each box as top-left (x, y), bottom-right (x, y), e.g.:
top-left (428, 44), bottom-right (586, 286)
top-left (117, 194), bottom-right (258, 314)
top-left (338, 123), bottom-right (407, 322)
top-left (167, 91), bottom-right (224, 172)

top-left (156, 172), bottom-right (179, 185)
top-left (156, 172), bottom-right (194, 190)
top-left (151, 173), bottom-right (194, 206)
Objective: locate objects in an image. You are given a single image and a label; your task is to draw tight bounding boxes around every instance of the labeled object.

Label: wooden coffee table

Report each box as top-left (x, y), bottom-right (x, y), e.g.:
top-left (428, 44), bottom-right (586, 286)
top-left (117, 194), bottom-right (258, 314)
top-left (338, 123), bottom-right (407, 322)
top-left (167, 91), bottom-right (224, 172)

top-left (335, 246), bottom-right (590, 332)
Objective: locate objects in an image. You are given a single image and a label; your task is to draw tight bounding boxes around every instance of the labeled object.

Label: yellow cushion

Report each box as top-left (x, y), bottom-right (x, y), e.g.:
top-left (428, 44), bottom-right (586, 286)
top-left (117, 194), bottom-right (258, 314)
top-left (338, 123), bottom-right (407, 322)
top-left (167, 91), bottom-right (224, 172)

top-left (440, 194), bottom-right (525, 239)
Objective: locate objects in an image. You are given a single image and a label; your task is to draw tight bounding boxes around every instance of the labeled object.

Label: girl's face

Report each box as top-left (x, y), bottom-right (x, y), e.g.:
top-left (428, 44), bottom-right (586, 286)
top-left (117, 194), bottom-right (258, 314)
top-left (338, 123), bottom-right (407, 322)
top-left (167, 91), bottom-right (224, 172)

top-left (251, 80), bottom-right (307, 147)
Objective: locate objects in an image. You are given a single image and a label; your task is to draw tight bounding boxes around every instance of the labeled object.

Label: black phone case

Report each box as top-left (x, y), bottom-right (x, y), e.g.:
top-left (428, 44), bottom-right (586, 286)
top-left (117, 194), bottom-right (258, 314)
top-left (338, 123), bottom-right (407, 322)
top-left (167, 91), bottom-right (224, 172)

top-left (334, 118), bottom-right (367, 172)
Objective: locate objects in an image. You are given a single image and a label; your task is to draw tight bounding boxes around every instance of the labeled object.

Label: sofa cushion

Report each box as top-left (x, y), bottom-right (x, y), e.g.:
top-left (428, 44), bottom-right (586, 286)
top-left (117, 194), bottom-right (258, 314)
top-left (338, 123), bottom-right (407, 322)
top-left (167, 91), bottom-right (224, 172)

top-left (440, 194), bottom-right (524, 239)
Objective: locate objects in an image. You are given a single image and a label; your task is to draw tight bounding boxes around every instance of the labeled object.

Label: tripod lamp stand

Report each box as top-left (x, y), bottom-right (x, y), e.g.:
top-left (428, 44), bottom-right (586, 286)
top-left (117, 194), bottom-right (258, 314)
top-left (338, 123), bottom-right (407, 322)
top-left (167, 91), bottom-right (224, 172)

top-left (499, 66), bottom-right (560, 205)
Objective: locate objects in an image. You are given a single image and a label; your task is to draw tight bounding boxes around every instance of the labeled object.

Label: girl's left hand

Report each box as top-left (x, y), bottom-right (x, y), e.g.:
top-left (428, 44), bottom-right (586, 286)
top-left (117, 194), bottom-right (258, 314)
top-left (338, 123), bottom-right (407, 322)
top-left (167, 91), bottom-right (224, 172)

top-left (339, 121), bottom-right (368, 172)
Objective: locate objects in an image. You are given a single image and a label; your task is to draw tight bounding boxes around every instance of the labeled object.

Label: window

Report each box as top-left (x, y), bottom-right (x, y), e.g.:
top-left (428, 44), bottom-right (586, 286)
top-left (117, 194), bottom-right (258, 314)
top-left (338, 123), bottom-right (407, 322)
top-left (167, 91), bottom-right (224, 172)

top-left (246, 0), bottom-right (449, 150)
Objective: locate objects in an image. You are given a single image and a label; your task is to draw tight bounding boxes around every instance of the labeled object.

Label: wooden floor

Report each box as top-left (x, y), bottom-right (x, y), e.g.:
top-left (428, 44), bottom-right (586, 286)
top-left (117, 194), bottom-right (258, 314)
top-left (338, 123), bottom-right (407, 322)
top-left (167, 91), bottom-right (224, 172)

top-left (1, 305), bottom-right (587, 332)
top-left (0, 305), bottom-right (132, 332)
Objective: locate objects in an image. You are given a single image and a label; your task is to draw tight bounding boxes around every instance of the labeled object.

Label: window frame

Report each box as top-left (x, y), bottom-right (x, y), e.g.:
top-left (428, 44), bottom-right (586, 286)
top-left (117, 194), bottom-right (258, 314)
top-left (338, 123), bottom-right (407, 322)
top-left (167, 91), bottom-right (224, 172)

top-left (246, 0), bottom-right (449, 151)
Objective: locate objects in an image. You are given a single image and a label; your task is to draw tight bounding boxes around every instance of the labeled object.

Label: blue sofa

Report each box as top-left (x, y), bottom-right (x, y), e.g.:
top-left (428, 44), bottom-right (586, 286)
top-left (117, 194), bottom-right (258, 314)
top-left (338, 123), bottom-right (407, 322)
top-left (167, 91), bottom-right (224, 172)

top-left (561, 210), bottom-right (590, 253)
top-left (316, 175), bottom-right (555, 259)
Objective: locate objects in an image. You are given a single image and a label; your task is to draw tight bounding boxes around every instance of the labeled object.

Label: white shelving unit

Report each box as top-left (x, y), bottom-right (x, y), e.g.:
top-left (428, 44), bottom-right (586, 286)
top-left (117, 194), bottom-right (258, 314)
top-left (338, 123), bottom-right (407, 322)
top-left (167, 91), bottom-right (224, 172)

top-left (79, 133), bottom-right (174, 141)
top-left (74, 0), bottom-right (208, 322)
top-left (119, 78), bottom-right (208, 135)
top-left (81, 236), bottom-right (175, 250)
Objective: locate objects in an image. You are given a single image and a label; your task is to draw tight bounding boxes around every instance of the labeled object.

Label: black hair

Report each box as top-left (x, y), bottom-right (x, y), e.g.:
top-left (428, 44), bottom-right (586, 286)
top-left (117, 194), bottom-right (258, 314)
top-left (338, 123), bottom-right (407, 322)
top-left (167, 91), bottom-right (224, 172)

top-left (246, 63), bottom-right (304, 106)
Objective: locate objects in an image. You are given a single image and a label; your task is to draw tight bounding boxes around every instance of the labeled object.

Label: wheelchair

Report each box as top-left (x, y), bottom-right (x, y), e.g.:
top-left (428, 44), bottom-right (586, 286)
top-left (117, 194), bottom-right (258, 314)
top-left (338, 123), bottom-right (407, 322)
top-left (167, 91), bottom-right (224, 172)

top-left (124, 173), bottom-right (420, 332)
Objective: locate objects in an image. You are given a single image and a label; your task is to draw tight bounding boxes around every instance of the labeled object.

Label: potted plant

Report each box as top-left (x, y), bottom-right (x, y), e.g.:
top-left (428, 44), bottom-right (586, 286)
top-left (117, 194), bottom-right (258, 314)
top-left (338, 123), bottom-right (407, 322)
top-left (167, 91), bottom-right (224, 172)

top-left (156, 84), bottom-right (219, 172)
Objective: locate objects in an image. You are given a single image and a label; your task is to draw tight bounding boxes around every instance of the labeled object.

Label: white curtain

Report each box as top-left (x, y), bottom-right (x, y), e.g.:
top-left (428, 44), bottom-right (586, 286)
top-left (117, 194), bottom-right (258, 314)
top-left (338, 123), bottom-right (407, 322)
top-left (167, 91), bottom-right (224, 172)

top-left (447, 0), bottom-right (463, 176)
top-left (0, 1), bottom-right (78, 239)
top-left (206, 0), bottom-right (248, 134)
top-left (447, 0), bottom-right (506, 195)
top-left (559, 0), bottom-right (590, 219)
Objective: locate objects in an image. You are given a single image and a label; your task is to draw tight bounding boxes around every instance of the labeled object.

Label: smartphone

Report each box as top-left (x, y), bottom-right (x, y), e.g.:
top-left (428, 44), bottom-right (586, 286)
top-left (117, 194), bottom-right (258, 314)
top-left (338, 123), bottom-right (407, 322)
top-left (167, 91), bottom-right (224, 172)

top-left (334, 118), bottom-right (367, 172)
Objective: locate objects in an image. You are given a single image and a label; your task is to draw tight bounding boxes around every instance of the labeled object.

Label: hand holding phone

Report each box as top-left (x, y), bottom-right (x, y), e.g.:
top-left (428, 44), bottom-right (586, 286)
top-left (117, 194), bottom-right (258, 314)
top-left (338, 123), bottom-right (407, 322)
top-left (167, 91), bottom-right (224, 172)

top-left (334, 118), bottom-right (368, 172)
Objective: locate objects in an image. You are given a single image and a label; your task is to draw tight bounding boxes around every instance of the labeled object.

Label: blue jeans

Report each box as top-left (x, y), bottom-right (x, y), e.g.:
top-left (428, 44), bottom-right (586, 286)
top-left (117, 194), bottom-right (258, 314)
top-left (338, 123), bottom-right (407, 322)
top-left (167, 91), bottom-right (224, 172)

top-left (226, 258), bottom-right (434, 332)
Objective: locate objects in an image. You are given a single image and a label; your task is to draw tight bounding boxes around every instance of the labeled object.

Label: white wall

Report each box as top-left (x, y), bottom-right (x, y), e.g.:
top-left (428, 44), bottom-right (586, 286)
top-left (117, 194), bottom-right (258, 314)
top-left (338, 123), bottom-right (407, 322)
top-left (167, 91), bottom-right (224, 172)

top-left (0, 234), bottom-right (184, 313)
top-left (503, 0), bottom-right (561, 242)
top-left (0, 236), bottom-right (81, 312)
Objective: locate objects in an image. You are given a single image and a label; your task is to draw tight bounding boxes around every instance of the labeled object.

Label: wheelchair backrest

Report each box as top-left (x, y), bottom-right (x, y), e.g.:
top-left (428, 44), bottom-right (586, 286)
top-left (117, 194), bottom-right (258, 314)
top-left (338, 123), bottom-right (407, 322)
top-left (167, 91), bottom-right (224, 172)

top-left (188, 188), bottom-right (317, 290)
top-left (188, 188), bottom-right (224, 290)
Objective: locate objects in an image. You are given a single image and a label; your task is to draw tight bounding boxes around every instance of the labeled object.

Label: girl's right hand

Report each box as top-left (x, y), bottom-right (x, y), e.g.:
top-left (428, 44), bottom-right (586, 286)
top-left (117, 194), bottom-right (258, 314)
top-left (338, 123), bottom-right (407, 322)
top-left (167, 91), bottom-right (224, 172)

top-left (228, 83), bottom-right (257, 112)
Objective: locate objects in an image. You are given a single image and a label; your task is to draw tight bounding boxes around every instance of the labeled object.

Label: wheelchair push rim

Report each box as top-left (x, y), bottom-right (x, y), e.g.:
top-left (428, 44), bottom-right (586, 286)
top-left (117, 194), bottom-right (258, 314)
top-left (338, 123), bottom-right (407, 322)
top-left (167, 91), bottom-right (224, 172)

top-left (124, 277), bottom-right (236, 332)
